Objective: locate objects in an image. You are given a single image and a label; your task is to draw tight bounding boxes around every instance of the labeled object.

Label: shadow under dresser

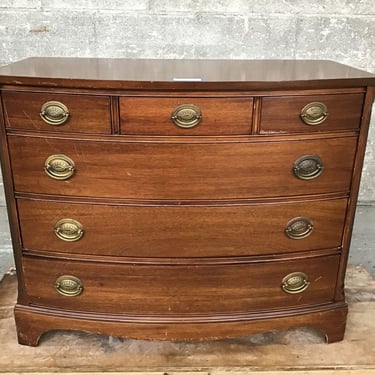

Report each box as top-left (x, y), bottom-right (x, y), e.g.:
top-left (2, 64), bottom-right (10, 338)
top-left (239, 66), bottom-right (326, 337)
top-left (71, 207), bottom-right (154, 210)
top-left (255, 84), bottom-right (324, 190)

top-left (0, 58), bottom-right (374, 346)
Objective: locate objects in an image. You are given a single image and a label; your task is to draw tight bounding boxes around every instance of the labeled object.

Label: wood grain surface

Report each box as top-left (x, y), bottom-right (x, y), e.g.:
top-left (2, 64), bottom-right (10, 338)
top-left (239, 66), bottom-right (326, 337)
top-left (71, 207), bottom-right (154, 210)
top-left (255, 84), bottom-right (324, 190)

top-left (120, 96), bottom-right (253, 135)
top-left (3, 90), bottom-right (111, 134)
top-left (260, 93), bottom-right (364, 133)
top-left (8, 134), bottom-right (357, 200)
top-left (21, 254), bottom-right (340, 315)
top-left (18, 197), bottom-right (347, 258)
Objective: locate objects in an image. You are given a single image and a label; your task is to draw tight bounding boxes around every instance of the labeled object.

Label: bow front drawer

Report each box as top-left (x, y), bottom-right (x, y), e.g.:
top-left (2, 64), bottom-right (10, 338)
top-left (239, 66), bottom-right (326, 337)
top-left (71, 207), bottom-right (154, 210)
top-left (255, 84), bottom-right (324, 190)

top-left (120, 96), bottom-right (253, 135)
top-left (261, 93), bottom-right (364, 134)
top-left (8, 135), bottom-right (357, 199)
top-left (22, 254), bottom-right (340, 315)
top-left (18, 197), bottom-right (347, 258)
top-left (2, 91), bottom-right (111, 134)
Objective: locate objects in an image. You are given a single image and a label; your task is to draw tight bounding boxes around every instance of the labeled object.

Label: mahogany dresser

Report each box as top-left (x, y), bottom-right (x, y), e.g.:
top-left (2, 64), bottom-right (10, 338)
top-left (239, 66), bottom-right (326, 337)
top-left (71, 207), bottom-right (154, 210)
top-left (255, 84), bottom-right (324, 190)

top-left (0, 58), bottom-right (374, 346)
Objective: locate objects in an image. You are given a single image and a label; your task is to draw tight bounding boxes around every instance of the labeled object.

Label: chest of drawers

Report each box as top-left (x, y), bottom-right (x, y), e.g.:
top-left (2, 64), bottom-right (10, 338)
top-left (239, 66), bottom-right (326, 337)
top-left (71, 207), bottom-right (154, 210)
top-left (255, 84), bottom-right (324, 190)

top-left (0, 58), bottom-right (374, 346)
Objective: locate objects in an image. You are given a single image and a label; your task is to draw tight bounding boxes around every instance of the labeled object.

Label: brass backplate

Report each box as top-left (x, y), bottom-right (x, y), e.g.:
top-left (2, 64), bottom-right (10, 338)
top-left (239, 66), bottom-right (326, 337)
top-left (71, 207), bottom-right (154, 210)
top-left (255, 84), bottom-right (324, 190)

top-left (171, 104), bottom-right (202, 128)
top-left (40, 101), bottom-right (69, 125)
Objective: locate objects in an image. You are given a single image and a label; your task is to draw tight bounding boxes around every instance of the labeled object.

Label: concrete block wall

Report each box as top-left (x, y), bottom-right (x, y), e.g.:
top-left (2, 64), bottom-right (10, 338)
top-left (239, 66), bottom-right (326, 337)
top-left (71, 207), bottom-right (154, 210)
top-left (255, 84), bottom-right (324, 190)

top-left (0, 0), bottom-right (374, 203)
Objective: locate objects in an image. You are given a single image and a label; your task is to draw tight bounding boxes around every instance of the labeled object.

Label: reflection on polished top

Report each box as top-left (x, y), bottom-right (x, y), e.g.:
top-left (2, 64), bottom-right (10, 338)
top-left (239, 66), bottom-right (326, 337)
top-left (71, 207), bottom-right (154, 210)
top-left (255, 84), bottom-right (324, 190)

top-left (0, 58), bottom-right (374, 90)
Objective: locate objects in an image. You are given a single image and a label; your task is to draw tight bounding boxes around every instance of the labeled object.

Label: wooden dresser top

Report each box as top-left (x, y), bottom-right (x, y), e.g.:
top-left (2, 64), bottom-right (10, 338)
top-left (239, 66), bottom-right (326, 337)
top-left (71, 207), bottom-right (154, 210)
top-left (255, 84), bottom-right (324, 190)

top-left (0, 58), bottom-right (374, 90)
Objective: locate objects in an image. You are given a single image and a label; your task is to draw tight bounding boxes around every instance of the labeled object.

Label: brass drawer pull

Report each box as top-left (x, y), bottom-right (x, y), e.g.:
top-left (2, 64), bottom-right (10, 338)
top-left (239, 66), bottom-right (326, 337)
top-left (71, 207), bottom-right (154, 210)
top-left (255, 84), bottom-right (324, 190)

top-left (293, 155), bottom-right (323, 180)
top-left (44, 154), bottom-right (75, 180)
top-left (300, 102), bottom-right (328, 125)
top-left (40, 101), bottom-right (70, 125)
top-left (171, 104), bottom-right (202, 128)
top-left (282, 272), bottom-right (310, 294)
top-left (54, 218), bottom-right (84, 242)
top-left (285, 217), bottom-right (314, 239)
top-left (55, 275), bottom-right (83, 297)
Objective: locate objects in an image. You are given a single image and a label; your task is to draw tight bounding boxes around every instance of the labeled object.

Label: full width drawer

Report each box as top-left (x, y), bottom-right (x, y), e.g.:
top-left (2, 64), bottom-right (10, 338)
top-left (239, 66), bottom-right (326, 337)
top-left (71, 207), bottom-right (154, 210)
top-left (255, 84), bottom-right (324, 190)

top-left (8, 135), bottom-right (357, 200)
top-left (2, 91), bottom-right (111, 134)
top-left (260, 93), bottom-right (364, 133)
top-left (22, 254), bottom-right (340, 315)
top-left (120, 97), bottom-right (253, 135)
top-left (18, 198), bottom-right (347, 258)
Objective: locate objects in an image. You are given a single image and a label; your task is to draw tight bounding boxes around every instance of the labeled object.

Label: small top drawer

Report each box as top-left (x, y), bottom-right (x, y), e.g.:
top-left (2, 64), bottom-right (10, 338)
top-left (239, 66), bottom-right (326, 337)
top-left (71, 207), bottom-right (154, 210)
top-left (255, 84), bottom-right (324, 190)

top-left (260, 93), bottom-right (364, 134)
top-left (120, 96), bottom-right (253, 135)
top-left (2, 91), bottom-right (111, 134)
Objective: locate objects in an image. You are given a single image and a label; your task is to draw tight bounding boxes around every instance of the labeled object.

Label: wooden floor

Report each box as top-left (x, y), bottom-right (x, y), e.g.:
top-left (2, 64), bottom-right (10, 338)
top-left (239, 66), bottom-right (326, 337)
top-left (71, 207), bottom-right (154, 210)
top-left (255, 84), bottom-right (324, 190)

top-left (4, 372), bottom-right (375, 375)
top-left (3, 372), bottom-right (375, 375)
top-left (1, 265), bottom-right (375, 374)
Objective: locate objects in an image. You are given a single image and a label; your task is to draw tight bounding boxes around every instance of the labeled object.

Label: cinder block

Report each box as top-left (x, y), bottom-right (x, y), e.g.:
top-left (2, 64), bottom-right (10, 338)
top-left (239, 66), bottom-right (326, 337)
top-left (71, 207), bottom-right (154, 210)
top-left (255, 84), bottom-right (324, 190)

top-left (149, 0), bottom-right (249, 13)
top-left (239, 16), bottom-right (296, 58)
top-left (0, 0), bottom-right (41, 9)
top-left (93, 13), bottom-right (247, 58)
top-left (41, 0), bottom-right (149, 11)
top-left (0, 184), bottom-right (5, 207)
top-left (349, 205), bottom-right (375, 277)
top-left (0, 10), bottom-right (97, 65)
top-left (295, 17), bottom-right (375, 73)
top-left (359, 113), bottom-right (375, 201)
top-left (259, 0), bottom-right (375, 15)
top-left (149, 0), bottom-right (375, 15)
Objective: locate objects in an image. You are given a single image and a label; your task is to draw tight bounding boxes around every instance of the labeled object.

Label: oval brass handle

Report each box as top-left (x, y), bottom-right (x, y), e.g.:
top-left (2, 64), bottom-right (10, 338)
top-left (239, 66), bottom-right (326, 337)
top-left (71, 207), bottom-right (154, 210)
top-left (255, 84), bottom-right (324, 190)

top-left (44, 154), bottom-right (75, 180)
top-left (300, 102), bottom-right (328, 125)
top-left (285, 217), bottom-right (314, 239)
top-left (171, 104), bottom-right (202, 128)
top-left (293, 155), bottom-right (324, 180)
top-left (282, 272), bottom-right (310, 294)
top-left (40, 101), bottom-right (70, 125)
top-left (54, 218), bottom-right (84, 242)
top-left (55, 275), bottom-right (83, 297)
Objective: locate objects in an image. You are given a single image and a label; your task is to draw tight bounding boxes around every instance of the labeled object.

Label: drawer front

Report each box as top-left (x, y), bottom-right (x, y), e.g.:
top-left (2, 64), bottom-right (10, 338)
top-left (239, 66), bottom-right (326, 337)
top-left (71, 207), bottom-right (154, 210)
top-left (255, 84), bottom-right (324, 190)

top-left (9, 135), bottom-right (357, 200)
top-left (18, 198), bottom-right (347, 258)
top-left (261, 93), bottom-right (364, 133)
top-left (22, 254), bottom-right (340, 314)
top-left (2, 91), bottom-right (111, 134)
top-left (120, 97), bottom-right (253, 135)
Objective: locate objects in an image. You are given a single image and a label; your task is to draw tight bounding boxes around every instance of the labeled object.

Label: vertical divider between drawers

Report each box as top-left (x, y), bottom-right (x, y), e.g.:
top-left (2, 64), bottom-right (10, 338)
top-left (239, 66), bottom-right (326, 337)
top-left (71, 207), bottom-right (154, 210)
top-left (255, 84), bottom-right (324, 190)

top-left (110, 96), bottom-right (120, 135)
top-left (252, 96), bottom-right (262, 135)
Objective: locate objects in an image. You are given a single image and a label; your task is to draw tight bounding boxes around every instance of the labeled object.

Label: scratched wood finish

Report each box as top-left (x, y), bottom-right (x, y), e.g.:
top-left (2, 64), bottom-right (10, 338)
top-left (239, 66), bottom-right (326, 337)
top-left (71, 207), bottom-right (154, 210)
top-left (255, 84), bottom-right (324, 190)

top-left (260, 93), bottom-right (365, 134)
top-left (0, 58), bottom-right (374, 90)
top-left (9, 135), bottom-right (357, 200)
top-left (22, 254), bottom-right (340, 314)
top-left (120, 97), bottom-right (253, 135)
top-left (18, 197), bottom-right (347, 258)
top-left (14, 302), bottom-right (348, 345)
top-left (2, 91), bottom-right (111, 134)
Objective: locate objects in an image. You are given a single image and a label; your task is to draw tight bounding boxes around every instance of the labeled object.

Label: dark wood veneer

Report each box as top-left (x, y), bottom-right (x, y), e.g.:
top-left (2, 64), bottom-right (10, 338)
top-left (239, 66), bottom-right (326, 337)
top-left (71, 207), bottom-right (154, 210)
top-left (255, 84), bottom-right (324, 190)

top-left (261, 93), bottom-right (364, 133)
top-left (0, 58), bottom-right (374, 90)
top-left (22, 254), bottom-right (340, 315)
top-left (120, 96), bottom-right (253, 135)
top-left (18, 197), bottom-right (347, 258)
top-left (9, 135), bottom-right (357, 200)
top-left (3, 90), bottom-right (111, 134)
top-left (15, 302), bottom-right (348, 345)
